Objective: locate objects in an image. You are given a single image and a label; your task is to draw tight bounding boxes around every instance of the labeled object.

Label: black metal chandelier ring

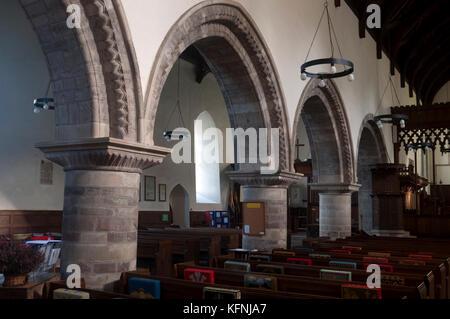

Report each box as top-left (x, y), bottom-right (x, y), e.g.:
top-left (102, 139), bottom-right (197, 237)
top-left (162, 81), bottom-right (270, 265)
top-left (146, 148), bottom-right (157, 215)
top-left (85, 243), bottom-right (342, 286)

top-left (373, 114), bottom-right (408, 124)
top-left (301, 57), bottom-right (354, 79)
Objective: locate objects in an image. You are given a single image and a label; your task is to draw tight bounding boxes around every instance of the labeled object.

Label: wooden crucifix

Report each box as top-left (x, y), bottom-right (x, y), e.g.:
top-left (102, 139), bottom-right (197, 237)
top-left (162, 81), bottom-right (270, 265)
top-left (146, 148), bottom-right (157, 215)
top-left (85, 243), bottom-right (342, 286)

top-left (295, 139), bottom-right (305, 160)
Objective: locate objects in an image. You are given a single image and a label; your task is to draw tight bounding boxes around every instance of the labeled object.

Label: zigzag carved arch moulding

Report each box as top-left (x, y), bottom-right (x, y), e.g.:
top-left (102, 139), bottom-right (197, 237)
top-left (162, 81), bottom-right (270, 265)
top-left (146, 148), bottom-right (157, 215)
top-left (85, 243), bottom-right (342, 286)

top-left (20, 0), bottom-right (143, 142)
top-left (144, 1), bottom-right (291, 172)
top-left (292, 79), bottom-right (356, 184)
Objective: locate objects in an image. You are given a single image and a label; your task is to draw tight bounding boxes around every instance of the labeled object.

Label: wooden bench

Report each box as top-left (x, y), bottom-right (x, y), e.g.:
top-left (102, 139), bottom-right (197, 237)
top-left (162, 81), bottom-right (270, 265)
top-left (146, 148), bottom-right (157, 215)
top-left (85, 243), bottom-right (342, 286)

top-left (266, 250), bottom-right (440, 298)
top-left (118, 270), bottom-right (334, 299)
top-left (139, 229), bottom-right (221, 266)
top-left (175, 262), bottom-right (425, 299)
top-left (303, 237), bottom-right (450, 299)
top-left (43, 280), bottom-right (136, 299)
top-left (213, 255), bottom-right (430, 296)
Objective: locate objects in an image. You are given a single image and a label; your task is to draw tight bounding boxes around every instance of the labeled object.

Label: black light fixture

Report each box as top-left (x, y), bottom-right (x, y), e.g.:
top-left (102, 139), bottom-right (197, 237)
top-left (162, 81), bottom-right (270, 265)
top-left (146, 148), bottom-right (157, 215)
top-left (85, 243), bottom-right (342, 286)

top-left (163, 60), bottom-right (188, 142)
top-left (407, 142), bottom-right (433, 153)
top-left (33, 81), bottom-right (54, 113)
top-left (374, 114), bottom-right (408, 129)
top-left (374, 76), bottom-right (407, 129)
top-left (300, 1), bottom-right (354, 87)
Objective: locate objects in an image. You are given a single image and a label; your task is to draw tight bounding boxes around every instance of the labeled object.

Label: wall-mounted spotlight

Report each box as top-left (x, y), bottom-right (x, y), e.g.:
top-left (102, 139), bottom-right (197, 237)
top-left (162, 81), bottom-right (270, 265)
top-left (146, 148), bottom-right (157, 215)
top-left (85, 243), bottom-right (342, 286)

top-left (163, 129), bottom-right (190, 142)
top-left (33, 98), bottom-right (55, 113)
top-left (33, 81), bottom-right (55, 114)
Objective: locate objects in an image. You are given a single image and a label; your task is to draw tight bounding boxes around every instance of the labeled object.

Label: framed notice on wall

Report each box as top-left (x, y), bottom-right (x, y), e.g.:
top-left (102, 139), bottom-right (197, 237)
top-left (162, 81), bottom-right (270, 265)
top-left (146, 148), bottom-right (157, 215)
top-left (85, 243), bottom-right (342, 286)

top-left (144, 176), bottom-right (156, 201)
top-left (242, 202), bottom-right (265, 236)
top-left (159, 184), bottom-right (166, 202)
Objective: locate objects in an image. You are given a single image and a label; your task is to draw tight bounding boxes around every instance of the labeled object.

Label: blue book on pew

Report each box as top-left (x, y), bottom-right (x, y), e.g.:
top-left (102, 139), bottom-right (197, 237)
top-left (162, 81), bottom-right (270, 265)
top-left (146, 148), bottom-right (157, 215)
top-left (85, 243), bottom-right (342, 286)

top-left (129, 278), bottom-right (161, 299)
top-left (294, 247), bottom-right (314, 252)
top-left (329, 260), bottom-right (357, 269)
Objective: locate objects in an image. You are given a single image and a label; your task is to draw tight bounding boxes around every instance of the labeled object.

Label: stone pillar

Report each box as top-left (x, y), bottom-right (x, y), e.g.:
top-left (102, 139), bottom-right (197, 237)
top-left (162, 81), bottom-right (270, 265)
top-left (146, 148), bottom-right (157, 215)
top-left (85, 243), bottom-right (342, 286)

top-left (311, 184), bottom-right (360, 240)
top-left (38, 138), bottom-right (170, 290)
top-left (228, 171), bottom-right (302, 251)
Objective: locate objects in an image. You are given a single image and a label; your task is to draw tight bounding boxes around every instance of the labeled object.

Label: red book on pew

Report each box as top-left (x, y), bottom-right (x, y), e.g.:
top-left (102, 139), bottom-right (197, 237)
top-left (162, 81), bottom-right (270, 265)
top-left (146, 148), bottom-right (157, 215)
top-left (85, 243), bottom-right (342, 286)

top-left (364, 263), bottom-right (393, 273)
top-left (408, 254), bottom-right (432, 260)
top-left (342, 246), bottom-right (362, 251)
top-left (31, 236), bottom-right (54, 241)
top-left (184, 268), bottom-right (215, 284)
top-left (287, 258), bottom-right (312, 266)
top-left (330, 249), bottom-right (351, 255)
top-left (363, 256), bottom-right (389, 264)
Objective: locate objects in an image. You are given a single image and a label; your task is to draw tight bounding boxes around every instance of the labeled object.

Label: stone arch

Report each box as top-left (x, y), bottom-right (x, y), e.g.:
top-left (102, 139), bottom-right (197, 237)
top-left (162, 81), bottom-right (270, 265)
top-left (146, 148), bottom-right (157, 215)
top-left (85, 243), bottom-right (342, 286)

top-left (144, 0), bottom-right (291, 171)
top-left (356, 114), bottom-right (389, 165)
top-left (292, 79), bottom-right (356, 185)
top-left (356, 114), bottom-right (388, 233)
top-left (20, 0), bottom-right (143, 141)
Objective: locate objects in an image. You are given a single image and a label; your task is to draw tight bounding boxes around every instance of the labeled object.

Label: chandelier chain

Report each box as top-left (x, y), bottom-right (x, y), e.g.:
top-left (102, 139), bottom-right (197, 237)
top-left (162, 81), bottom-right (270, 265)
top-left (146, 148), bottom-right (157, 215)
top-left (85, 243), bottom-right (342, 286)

top-left (304, 4), bottom-right (326, 63)
top-left (165, 60), bottom-right (186, 132)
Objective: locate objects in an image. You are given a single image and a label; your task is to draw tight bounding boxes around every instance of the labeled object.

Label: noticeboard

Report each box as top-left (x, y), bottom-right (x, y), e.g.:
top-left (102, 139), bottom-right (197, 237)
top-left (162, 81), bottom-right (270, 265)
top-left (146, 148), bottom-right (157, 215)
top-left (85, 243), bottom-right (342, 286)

top-left (242, 202), bottom-right (266, 236)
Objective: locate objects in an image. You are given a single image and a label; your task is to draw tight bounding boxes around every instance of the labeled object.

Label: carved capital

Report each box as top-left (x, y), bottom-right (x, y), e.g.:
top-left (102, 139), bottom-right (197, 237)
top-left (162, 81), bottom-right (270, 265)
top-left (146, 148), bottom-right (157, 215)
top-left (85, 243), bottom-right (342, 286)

top-left (227, 170), bottom-right (303, 187)
top-left (36, 138), bottom-right (170, 173)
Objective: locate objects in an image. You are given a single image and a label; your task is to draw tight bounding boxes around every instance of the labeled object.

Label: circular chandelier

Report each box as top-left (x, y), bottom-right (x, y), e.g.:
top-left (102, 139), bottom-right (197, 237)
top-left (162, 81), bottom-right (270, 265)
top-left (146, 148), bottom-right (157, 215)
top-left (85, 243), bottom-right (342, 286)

top-left (407, 142), bottom-right (433, 153)
top-left (373, 76), bottom-right (407, 129)
top-left (300, 1), bottom-right (354, 87)
top-left (163, 60), bottom-right (188, 142)
top-left (374, 114), bottom-right (408, 129)
top-left (33, 81), bottom-right (55, 114)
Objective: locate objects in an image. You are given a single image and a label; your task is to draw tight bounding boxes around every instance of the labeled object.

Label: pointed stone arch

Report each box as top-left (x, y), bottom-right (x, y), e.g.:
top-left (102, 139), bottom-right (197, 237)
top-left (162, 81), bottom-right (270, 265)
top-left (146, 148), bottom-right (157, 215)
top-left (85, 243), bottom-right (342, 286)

top-left (144, 0), bottom-right (291, 171)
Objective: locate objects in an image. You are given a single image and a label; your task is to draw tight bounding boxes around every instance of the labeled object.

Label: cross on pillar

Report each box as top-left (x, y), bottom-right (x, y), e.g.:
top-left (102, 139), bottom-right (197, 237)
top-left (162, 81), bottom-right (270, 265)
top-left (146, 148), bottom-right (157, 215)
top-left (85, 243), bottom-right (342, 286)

top-left (295, 139), bottom-right (305, 160)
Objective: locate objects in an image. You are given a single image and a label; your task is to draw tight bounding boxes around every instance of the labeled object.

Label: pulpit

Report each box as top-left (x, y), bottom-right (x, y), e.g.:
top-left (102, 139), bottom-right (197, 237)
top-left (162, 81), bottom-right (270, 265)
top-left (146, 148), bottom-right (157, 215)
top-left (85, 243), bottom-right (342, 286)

top-left (370, 164), bottom-right (411, 237)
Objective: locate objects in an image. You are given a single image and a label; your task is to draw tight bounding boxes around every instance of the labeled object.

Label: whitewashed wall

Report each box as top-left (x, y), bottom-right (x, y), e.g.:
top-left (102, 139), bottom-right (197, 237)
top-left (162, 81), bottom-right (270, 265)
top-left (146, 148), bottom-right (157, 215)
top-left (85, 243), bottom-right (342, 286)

top-left (121, 0), bottom-right (417, 166)
top-left (139, 59), bottom-right (231, 212)
top-left (0, 0), bottom-right (64, 210)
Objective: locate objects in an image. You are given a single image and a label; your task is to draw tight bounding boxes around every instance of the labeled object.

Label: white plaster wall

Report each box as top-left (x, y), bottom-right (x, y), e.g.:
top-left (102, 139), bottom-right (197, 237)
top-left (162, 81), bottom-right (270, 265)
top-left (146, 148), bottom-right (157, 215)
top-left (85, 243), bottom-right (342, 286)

top-left (0, 0), bottom-right (64, 210)
top-left (433, 81), bottom-right (450, 104)
top-left (139, 59), bottom-right (231, 212)
top-left (121, 0), bottom-right (417, 166)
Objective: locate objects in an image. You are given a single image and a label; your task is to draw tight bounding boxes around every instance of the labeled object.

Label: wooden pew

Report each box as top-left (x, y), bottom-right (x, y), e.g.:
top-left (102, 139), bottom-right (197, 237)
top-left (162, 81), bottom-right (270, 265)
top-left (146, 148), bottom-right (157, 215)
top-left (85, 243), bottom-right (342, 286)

top-left (118, 271), bottom-right (334, 299)
top-left (303, 238), bottom-right (450, 299)
top-left (268, 250), bottom-right (439, 298)
top-left (43, 280), bottom-right (136, 299)
top-left (175, 262), bottom-right (426, 299)
top-left (139, 229), bottom-right (221, 265)
top-left (137, 239), bottom-right (173, 276)
top-left (159, 228), bottom-right (241, 254)
top-left (214, 256), bottom-right (429, 296)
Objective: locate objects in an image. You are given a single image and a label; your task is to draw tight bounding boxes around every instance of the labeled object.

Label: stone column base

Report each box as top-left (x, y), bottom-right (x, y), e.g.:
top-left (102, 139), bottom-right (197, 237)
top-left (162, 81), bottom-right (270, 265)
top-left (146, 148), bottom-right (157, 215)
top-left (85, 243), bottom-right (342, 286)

top-left (311, 183), bottom-right (360, 240)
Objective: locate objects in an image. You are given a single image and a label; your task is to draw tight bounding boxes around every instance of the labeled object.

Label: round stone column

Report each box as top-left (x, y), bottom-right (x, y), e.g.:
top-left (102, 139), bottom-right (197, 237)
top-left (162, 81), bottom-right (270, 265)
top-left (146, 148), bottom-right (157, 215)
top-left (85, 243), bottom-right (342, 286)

top-left (61, 170), bottom-right (140, 290)
top-left (228, 171), bottom-right (302, 251)
top-left (319, 193), bottom-right (352, 239)
top-left (312, 184), bottom-right (360, 240)
top-left (38, 138), bottom-right (170, 290)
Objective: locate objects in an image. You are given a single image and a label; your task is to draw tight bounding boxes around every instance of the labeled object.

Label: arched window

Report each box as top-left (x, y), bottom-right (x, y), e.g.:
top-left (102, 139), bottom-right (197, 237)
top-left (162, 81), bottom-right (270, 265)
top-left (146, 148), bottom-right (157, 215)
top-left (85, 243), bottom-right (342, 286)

top-left (194, 111), bottom-right (221, 204)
